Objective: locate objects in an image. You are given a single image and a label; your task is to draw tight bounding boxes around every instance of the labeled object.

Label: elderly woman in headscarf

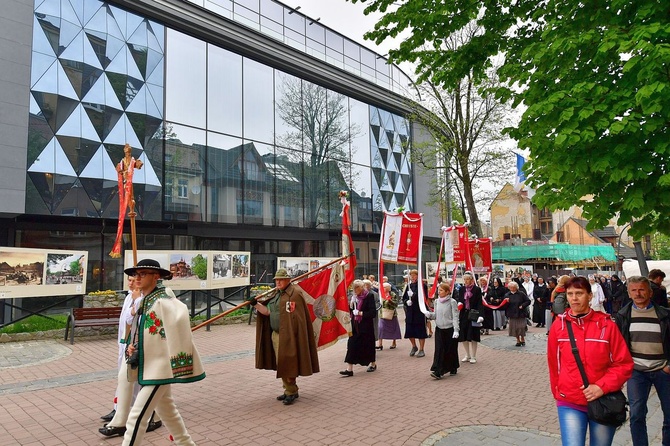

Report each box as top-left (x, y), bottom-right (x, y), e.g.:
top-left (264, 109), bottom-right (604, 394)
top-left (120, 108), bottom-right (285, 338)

top-left (340, 280), bottom-right (378, 376)
top-left (456, 272), bottom-right (483, 363)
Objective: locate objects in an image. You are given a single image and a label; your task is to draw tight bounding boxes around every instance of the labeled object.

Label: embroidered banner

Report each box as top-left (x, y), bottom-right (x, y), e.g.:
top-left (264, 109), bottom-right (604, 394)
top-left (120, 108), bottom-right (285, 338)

top-left (299, 263), bottom-right (352, 350)
top-left (380, 212), bottom-right (422, 264)
top-left (467, 238), bottom-right (493, 274)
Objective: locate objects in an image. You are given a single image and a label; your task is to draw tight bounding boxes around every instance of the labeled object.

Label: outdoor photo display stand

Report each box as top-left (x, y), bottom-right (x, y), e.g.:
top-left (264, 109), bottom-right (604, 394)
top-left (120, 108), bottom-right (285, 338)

top-left (377, 211), bottom-right (428, 312)
top-left (193, 191), bottom-right (357, 351)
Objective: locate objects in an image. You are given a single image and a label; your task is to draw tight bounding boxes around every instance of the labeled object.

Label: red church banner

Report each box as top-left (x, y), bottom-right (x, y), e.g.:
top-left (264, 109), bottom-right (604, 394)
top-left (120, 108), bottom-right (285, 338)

top-left (467, 238), bottom-right (493, 274)
top-left (380, 212), bottom-right (423, 265)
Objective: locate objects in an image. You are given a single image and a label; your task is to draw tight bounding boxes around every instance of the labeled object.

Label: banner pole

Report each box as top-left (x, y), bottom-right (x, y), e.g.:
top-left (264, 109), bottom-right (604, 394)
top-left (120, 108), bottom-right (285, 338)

top-left (191, 255), bottom-right (349, 331)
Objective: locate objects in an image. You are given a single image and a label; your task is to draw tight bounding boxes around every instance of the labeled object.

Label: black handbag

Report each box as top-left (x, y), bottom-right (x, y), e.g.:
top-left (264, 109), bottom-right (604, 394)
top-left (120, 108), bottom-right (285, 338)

top-left (565, 322), bottom-right (628, 427)
top-left (467, 309), bottom-right (480, 322)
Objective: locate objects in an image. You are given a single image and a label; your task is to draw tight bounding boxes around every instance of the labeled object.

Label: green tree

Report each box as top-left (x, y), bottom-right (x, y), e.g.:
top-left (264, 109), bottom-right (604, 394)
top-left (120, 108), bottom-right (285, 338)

top-left (351, 0), bottom-right (670, 237)
top-left (407, 24), bottom-right (514, 236)
top-left (69, 260), bottom-right (81, 276)
top-left (650, 232), bottom-right (670, 260)
top-left (191, 254), bottom-right (208, 280)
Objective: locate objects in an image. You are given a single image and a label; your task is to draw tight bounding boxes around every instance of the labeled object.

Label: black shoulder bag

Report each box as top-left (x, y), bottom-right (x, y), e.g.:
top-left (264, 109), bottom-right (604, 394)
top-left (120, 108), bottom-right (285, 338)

top-left (565, 321), bottom-right (628, 427)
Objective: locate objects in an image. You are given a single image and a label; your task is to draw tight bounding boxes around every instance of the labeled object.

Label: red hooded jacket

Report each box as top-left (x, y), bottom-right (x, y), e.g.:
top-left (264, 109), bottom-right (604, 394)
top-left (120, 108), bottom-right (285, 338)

top-left (547, 310), bottom-right (633, 406)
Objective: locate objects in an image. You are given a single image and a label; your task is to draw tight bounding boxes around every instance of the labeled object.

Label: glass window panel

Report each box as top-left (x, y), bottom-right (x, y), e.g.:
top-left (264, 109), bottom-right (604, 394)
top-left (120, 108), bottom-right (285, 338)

top-left (260, 0), bottom-right (282, 22)
top-left (350, 164), bottom-right (372, 231)
top-left (204, 0), bottom-right (233, 19)
top-left (163, 123), bottom-right (206, 222)
top-left (350, 98), bottom-right (370, 165)
top-left (284, 8), bottom-right (305, 33)
top-left (361, 47), bottom-right (375, 68)
top-left (284, 28), bottom-right (305, 49)
top-left (243, 58), bottom-right (274, 144)
top-left (326, 48), bottom-right (344, 66)
top-left (361, 64), bottom-right (376, 80)
top-left (306, 39), bottom-right (325, 61)
top-left (234, 5), bottom-right (260, 29)
top-left (376, 55), bottom-right (390, 73)
top-left (206, 132), bottom-right (242, 223)
top-left (165, 29), bottom-right (206, 127)
top-left (344, 56), bottom-right (360, 76)
top-left (325, 30), bottom-right (343, 52)
top-left (260, 17), bottom-right (283, 41)
top-left (242, 141), bottom-right (272, 225)
top-left (344, 39), bottom-right (359, 60)
top-left (325, 90), bottom-right (350, 162)
top-left (306, 22), bottom-right (324, 43)
top-left (274, 148), bottom-right (303, 227)
top-left (275, 71), bottom-right (301, 149)
top-left (208, 45), bottom-right (242, 137)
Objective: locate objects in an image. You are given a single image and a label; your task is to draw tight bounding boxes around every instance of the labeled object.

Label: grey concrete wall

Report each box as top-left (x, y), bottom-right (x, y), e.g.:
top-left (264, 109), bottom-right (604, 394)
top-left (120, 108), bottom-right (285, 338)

top-left (0, 0), bottom-right (32, 216)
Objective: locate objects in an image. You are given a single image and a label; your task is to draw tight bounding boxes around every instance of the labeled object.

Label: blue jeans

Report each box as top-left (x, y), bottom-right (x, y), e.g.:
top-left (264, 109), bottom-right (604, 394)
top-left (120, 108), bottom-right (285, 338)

top-left (557, 405), bottom-right (616, 446)
top-left (627, 368), bottom-right (670, 446)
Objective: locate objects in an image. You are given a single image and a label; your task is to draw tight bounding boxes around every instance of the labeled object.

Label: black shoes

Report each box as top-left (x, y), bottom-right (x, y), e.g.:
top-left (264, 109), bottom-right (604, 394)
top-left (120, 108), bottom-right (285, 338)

top-left (515, 342), bottom-right (522, 347)
top-left (100, 409), bottom-right (116, 422)
top-left (430, 371), bottom-right (441, 380)
top-left (282, 394), bottom-right (298, 405)
top-left (339, 370), bottom-right (353, 377)
top-left (277, 393), bottom-right (299, 401)
top-left (450, 370), bottom-right (457, 376)
top-left (366, 365), bottom-right (377, 372)
top-left (147, 420), bottom-right (162, 432)
top-left (99, 425), bottom-right (126, 437)
top-left (375, 345), bottom-right (383, 350)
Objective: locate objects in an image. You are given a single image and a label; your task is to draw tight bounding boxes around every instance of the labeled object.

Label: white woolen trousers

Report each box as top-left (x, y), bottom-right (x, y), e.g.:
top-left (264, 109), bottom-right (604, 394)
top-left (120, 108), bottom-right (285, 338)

top-left (122, 384), bottom-right (194, 446)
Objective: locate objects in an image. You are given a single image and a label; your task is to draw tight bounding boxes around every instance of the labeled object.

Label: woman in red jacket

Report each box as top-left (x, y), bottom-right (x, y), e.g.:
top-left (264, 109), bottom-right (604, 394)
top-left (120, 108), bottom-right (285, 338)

top-left (547, 276), bottom-right (633, 446)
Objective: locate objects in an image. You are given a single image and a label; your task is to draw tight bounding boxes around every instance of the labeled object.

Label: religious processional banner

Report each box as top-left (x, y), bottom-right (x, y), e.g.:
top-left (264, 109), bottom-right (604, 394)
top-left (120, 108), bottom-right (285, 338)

top-left (467, 238), bottom-right (493, 274)
top-left (379, 212), bottom-right (423, 264)
top-left (298, 263), bottom-right (352, 350)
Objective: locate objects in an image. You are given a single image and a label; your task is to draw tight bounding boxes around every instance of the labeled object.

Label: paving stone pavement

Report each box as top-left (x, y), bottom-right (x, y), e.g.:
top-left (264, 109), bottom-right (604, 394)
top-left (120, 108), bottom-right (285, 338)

top-left (0, 317), bottom-right (663, 445)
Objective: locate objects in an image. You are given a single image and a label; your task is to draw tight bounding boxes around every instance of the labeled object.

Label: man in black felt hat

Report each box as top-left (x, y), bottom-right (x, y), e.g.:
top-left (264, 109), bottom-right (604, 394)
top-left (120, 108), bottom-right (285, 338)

top-left (120, 259), bottom-right (205, 446)
top-left (252, 268), bottom-right (319, 405)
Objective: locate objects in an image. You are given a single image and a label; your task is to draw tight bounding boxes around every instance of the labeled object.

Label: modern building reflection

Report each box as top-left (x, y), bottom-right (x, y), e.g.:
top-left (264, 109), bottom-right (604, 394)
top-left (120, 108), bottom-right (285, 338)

top-left (1, 0), bottom-right (439, 297)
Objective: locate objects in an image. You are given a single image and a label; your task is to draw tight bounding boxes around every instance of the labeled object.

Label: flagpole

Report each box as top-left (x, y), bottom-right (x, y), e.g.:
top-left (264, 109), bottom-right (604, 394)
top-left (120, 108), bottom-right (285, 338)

top-left (191, 254), bottom-right (349, 332)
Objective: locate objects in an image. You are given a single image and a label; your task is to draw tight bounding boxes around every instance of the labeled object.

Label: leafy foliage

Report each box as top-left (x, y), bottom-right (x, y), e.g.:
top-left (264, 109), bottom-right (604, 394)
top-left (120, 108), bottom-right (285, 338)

top-left (351, 0), bottom-right (670, 237)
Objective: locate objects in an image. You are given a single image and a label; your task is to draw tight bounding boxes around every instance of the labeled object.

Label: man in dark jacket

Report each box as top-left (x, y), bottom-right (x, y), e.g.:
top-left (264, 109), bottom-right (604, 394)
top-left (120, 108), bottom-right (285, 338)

top-left (649, 269), bottom-right (669, 308)
top-left (614, 276), bottom-right (670, 446)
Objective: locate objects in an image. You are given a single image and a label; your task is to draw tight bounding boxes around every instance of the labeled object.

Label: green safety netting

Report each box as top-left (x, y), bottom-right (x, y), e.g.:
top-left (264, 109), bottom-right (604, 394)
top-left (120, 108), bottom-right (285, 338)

top-left (492, 244), bottom-right (617, 262)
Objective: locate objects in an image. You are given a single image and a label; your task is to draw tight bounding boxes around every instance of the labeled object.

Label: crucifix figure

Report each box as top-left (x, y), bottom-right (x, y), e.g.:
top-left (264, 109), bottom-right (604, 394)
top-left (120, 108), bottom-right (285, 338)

top-left (109, 144), bottom-right (143, 262)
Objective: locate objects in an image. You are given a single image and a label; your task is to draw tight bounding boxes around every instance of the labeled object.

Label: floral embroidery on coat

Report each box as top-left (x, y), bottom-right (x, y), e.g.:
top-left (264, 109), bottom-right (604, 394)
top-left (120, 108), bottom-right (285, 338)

top-left (145, 311), bottom-right (166, 338)
top-left (170, 352), bottom-right (195, 377)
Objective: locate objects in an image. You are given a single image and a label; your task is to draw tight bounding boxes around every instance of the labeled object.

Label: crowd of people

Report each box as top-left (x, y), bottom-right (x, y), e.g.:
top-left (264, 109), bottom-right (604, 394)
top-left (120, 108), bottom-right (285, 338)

top-left (97, 261), bottom-right (669, 446)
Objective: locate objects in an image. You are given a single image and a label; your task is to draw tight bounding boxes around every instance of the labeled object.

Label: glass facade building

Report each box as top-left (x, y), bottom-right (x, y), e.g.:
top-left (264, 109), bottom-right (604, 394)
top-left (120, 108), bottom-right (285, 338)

top-left (0, 0), bottom-right (440, 298)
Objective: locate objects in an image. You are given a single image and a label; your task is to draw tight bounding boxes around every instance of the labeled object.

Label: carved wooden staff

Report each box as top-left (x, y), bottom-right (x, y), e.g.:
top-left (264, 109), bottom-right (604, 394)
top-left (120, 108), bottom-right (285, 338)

top-left (191, 254), bottom-right (349, 332)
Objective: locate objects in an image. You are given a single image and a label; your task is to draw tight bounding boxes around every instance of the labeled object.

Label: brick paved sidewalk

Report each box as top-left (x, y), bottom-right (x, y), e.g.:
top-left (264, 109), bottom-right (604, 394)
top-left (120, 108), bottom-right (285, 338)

top-left (0, 320), bottom-right (662, 445)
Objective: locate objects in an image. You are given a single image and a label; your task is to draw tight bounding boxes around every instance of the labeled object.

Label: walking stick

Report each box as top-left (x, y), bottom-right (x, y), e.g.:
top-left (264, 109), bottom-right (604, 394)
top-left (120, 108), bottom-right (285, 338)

top-left (191, 254), bottom-right (350, 332)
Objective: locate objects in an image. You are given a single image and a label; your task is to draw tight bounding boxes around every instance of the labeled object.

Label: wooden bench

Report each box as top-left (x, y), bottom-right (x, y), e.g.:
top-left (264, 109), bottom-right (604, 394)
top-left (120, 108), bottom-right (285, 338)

top-left (64, 307), bottom-right (122, 344)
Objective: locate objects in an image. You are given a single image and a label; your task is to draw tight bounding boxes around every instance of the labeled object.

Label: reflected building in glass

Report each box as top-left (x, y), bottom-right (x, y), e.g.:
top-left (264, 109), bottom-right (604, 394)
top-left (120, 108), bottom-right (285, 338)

top-left (0, 0), bottom-right (442, 295)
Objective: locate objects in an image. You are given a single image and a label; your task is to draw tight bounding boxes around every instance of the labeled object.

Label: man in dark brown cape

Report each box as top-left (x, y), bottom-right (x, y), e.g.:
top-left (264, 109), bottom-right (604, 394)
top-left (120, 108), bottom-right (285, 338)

top-left (252, 268), bottom-right (320, 405)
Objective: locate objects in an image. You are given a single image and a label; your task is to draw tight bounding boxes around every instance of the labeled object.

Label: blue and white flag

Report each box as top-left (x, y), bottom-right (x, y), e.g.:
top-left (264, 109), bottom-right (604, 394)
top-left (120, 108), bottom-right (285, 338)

top-left (515, 153), bottom-right (526, 186)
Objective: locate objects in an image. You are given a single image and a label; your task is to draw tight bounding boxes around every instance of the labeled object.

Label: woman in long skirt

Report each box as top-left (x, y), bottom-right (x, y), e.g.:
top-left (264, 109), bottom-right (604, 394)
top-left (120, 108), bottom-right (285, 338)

top-left (340, 280), bottom-right (378, 376)
top-left (426, 282), bottom-right (460, 379)
top-left (377, 282), bottom-right (402, 349)
top-left (505, 281), bottom-right (531, 347)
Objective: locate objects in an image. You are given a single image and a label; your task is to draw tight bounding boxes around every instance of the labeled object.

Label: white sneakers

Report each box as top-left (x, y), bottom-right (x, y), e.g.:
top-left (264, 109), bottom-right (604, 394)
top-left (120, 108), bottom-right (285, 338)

top-left (461, 356), bottom-right (470, 362)
top-left (469, 357), bottom-right (477, 364)
top-left (461, 356), bottom-right (477, 363)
